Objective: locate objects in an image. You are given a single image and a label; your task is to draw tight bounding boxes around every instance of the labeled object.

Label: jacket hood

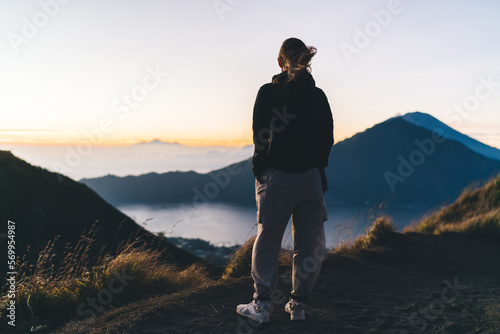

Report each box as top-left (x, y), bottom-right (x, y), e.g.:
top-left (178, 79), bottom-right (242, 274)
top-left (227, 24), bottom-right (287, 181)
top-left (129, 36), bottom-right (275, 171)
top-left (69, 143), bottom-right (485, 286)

top-left (272, 71), bottom-right (316, 88)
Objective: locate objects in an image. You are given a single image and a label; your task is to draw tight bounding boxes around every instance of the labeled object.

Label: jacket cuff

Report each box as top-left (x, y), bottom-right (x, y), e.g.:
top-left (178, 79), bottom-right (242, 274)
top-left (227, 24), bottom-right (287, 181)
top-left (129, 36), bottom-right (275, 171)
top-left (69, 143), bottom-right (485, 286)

top-left (251, 154), bottom-right (267, 178)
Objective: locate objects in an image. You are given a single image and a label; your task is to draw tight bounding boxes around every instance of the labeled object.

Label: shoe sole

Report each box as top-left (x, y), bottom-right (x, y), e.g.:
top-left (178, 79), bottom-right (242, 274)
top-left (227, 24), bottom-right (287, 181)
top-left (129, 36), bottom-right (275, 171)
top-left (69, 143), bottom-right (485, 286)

top-left (236, 309), bottom-right (270, 324)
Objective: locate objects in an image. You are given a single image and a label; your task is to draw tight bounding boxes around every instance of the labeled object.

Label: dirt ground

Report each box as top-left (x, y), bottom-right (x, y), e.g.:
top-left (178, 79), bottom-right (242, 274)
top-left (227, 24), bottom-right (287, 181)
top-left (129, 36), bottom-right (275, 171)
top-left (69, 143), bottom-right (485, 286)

top-left (57, 232), bottom-right (500, 334)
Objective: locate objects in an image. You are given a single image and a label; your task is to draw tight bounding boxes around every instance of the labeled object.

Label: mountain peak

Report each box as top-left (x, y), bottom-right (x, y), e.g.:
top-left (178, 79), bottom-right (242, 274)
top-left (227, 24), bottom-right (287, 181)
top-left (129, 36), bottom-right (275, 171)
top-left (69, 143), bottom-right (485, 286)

top-left (400, 111), bottom-right (446, 130)
top-left (397, 112), bottom-right (500, 161)
top-left (135, 139), bottom-right (181, 146)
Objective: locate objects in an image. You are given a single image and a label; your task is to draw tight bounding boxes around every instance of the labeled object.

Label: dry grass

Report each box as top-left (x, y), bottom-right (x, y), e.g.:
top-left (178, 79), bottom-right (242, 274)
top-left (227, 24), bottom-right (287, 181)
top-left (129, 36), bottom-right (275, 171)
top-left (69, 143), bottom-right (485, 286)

top-left (223, 236), bottom-right (255, 279)
top-left (222, 235), bottom-right (293, 279)
top-left (334, 216), bottom-right (395, 255)
top-left (428, 210), bottom-right (500, 236)
top-left (0, 224), bottom-right (211, 326)
top-left (405, 174), bottom-right (500, 238)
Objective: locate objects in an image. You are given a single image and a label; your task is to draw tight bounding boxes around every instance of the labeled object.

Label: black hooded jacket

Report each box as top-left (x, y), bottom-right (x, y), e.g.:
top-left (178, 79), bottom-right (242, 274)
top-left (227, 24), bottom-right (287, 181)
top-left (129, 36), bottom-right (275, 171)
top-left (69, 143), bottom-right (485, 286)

top-left (251, 71), bottom-right (334, 188)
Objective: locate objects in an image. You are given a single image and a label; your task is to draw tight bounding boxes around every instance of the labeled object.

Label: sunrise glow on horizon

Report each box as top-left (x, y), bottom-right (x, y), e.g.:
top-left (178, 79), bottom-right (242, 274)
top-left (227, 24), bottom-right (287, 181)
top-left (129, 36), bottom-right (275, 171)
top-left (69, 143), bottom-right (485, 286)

top-left (1, 1), bottom-right (500, 149)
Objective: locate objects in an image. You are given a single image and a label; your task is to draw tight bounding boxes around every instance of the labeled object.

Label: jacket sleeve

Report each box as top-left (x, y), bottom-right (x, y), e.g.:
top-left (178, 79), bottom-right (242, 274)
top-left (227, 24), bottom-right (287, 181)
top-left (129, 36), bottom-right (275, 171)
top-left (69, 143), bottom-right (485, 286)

top-left (251, 85), bottom-right (271, 178)
top-left (316, 89), bottom-right (334, 168)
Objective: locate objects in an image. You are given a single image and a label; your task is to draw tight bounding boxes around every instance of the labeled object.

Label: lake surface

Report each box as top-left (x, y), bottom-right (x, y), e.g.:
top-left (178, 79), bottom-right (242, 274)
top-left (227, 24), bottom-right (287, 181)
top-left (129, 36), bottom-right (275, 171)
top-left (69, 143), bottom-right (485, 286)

top-left (118, 202), bottom-right (431, 249)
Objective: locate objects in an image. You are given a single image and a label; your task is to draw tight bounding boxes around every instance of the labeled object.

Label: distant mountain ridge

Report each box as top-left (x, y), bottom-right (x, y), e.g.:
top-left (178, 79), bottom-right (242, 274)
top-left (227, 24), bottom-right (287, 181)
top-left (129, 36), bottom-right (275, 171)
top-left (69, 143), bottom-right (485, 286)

top-left (81, 160), bottom-right (254, 205)
top-left (0, 151), bottom-right (201, 277)
top-left (134, 139), bottom-right (182, 146)
top-left (401, 112), bottom-right (500, 161)
top-left (80, 112), bottom-right (500, 208)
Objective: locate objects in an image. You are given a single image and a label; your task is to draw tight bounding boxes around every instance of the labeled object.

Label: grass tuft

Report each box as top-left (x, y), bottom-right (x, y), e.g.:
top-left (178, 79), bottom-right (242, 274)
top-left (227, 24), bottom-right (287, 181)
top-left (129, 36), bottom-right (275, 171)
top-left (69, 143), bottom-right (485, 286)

top-left (352, 216), bottom-right (394, 250)
top-left (222, 235), bottom-right (292, 279)
top-left (335, 216), bottom-right (394, 254)
top-left (0, 227), bottom-right (211, 328)
top-left (223, 236), bottom-right (255, 279)
top-left (431, 210), bottom-right (500, 237)
top-left (406, 174), bottom-right (500, 239)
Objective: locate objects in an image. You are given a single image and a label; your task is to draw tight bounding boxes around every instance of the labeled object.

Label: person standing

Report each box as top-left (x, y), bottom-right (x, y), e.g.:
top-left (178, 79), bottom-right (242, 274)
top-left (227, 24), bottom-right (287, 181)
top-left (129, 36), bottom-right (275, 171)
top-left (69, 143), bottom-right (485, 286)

top-left (237, 37), bottom-right (334, 323)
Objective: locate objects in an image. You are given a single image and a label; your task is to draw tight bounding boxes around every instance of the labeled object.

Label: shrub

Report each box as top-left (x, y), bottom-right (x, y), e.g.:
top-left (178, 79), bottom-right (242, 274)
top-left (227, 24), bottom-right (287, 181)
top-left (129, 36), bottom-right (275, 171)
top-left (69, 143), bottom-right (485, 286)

top-left (223, 236), bottom-right (255, 279)
top-left (222, 235), bottom-right (295, 279)
top-left (345, 216), bottom-right (394, 253)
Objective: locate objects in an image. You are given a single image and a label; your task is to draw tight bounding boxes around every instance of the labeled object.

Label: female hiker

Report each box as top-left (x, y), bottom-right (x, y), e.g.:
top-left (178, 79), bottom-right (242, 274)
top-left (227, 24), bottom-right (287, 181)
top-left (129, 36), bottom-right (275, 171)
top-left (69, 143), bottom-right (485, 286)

top-left (237, 37), bottom-right (334, 323)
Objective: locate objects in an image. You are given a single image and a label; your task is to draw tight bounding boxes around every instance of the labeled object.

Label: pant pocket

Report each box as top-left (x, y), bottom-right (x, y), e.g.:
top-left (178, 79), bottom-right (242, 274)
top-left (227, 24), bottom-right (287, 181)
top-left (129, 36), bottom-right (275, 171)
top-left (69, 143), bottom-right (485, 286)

top-left (255, 178), bottom-right (268, 224)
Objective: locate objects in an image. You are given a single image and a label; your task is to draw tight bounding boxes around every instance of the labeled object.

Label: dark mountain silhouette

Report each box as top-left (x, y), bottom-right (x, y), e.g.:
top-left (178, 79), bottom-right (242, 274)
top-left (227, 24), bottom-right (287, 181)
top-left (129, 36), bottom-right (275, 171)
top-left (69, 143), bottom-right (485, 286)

top-left (327, 116), bottom-right (500, 205)
top-left (402, 111), bottom-right (500, 161)
top-left (0, 151), bottom-right (201, 277)
top-left (80, 113), bottom-right (500, 208)
top-left (81, 159), bottom-right (254, 205)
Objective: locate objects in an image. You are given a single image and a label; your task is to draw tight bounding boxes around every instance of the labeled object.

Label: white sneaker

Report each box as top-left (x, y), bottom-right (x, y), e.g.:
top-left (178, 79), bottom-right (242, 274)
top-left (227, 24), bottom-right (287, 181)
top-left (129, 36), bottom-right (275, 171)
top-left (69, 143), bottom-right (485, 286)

top-left (236, 299), bottom-right (271, 324)
top-left (285, 299), bottom-right (306, 321)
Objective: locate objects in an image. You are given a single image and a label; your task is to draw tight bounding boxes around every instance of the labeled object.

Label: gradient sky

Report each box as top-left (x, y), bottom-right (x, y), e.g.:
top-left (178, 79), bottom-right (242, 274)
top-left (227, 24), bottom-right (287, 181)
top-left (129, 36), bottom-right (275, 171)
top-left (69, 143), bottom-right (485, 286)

top-left (1, 0), bottom-right (499, 147)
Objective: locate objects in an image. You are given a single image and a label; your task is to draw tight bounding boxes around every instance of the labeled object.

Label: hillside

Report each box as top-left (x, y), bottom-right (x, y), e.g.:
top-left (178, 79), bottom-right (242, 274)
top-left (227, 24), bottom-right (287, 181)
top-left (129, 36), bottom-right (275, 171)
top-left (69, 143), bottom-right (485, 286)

top-left (79, 236), bottom-right (500, 333)
top-left (51, 177), bottom-right (500, 333)
top-left (81, 113), bottom-right (500, 208)
top-left (55, 231), bottom-right (500, 333)
top-left (4, 168), bottom-right (499, 333)
top-left (0, 151), bottom-right (201, 277)
top-left (410, 174), bottom-right (500, 237)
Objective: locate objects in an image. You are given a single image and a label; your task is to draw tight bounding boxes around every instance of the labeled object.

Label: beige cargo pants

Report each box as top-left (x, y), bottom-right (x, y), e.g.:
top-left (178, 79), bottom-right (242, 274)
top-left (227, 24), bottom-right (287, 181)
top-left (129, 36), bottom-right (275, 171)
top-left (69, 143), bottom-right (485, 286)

top-left (252, 167), bottom-right (327, 302)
